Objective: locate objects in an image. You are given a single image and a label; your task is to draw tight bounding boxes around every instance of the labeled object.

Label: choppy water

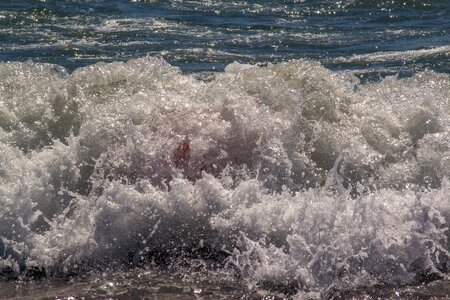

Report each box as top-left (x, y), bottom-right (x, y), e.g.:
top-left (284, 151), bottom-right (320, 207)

top-left (1, 0), bottom-right (449, 74)
top-left (0, 1), bottom-right (449, 299)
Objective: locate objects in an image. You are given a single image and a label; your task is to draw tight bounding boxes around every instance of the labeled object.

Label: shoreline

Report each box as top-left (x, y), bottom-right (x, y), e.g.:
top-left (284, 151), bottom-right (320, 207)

top-left (1, 269), bottom-right (449, 299)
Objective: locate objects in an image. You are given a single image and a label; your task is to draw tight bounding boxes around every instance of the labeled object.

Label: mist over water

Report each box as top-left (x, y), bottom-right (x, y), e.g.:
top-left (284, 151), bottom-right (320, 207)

top-left (0, 0), bottom-right (449, 298)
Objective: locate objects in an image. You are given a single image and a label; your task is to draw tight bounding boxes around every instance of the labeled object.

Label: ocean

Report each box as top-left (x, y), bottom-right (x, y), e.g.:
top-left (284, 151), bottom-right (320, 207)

top-left (0, 0), bottom-right (449, 299)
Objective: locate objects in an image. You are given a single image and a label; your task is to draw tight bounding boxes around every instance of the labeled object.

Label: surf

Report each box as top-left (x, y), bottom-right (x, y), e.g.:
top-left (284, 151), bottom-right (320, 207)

top-left (0, 57), bottom-right (449, 296)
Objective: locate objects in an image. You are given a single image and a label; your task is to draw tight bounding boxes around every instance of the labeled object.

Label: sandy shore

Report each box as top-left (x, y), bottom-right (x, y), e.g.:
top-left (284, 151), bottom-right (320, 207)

top-left (1, 269), bottom-right (449, 300)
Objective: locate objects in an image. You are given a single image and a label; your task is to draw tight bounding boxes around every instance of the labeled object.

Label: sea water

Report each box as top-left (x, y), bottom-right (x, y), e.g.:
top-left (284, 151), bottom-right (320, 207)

top-left (0, 1), bottom-right (449, 299)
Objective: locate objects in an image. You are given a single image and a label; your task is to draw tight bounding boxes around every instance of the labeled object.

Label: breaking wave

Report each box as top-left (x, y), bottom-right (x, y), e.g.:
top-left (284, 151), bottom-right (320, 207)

top-left (0, 57), bottom-right (449, 296)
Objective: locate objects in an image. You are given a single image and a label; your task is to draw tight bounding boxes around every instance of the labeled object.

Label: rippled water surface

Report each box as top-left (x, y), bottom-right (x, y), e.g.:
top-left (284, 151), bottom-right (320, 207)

top-left (0, 1), bottom-right (449, 299)
top-left (1, 0), bottom-right (449, 74)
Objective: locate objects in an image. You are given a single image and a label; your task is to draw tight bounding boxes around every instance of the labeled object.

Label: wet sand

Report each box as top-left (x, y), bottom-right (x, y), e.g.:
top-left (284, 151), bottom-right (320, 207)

top-left (1, 269), bottom-right (449, 300)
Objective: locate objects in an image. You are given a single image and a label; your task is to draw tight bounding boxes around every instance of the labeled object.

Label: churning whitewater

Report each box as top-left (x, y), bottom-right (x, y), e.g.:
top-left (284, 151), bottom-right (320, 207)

top-left (0, 57), bottom-right (449, 295)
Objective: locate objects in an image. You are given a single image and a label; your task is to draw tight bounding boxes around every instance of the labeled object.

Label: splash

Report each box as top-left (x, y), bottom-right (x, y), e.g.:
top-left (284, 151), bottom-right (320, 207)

top-left (0, 57), bottom-right (449, 296)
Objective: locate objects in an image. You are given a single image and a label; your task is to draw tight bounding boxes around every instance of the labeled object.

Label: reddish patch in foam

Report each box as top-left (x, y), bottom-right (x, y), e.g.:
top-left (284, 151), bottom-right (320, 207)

top-left (172, 137), bottom-right (191, 169)
top-left (171, 137), bottom-right (224, 183)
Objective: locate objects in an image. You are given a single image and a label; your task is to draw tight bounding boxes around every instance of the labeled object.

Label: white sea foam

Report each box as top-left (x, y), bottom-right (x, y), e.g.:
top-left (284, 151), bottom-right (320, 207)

top-left (335, 45), bottom-right (450, 64)
top-left (0, 57), bottom-right (449, 296)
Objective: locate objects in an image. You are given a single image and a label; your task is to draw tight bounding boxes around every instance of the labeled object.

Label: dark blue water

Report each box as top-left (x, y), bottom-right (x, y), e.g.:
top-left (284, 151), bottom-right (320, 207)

top-left (1, 0), bottom-right (449, 74)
